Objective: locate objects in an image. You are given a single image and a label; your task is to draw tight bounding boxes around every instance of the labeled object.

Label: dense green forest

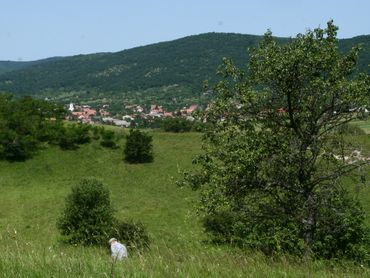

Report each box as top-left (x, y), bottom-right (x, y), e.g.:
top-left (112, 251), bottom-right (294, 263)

top-left (0, 57), bottom-right (63, 75)
top-left (0, 32), bottom-right (369, 109)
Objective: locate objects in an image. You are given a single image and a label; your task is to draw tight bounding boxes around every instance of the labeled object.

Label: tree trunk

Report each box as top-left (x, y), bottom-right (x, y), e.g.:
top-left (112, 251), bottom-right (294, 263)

top-left (303, 192), bottom-right (316, 258)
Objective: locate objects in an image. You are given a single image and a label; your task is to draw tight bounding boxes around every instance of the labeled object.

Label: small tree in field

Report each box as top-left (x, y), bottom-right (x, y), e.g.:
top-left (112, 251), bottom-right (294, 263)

top-left (57, 179), bottom-right (115, 245)
top-left (124, 129), bottom-right (153, 163)
top-left (181, 21), bottom-right (370, 260)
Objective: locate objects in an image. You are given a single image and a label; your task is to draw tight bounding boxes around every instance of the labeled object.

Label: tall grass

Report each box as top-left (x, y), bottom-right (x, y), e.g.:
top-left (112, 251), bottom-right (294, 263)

top-left (0, 129), bottom-right (369, 277)
top-left (1, 233), bottom-right (369, 277)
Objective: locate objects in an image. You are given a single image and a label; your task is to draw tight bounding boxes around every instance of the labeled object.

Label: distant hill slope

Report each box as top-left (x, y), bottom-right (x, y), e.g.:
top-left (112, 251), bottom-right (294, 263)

top-left (0, 61), bottom-right (32, 75)
top-left (0, 57), bottom-right (63, 76)
top-left (0, 33), bottom-right (369, 97)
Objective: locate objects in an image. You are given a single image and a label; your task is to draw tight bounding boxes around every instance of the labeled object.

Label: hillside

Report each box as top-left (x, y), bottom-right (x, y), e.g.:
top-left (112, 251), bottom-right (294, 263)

top-left (0, 61), bottom-right (32, 75)
top-left (0, 127), bottom-right (369, 276)
top-left (0, 57), bottom-right (63, 75)
top-left (0, 33), bottom-right (265, 95)
top-left (0, 33), bottom-right (369, 109)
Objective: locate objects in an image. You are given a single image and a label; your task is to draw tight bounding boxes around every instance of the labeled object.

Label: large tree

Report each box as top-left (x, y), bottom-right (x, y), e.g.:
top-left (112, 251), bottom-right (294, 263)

top-left (182, 21), bottom-right (370, 259)
top-left (0, 94), bottom-right (65, 160)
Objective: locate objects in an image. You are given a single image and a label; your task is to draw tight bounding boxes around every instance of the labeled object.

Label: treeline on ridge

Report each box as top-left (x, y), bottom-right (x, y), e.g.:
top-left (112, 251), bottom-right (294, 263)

top-left (0, 33), bottom-right (369, 98)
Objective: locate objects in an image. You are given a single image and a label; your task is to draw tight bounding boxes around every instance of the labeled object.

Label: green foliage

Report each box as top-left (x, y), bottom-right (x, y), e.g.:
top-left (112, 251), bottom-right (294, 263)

top-left (0, 34), bottom-right (368, 114)
top-left (58, 124), bottom-right (91, 150)
top-left (57, 179), bottom-right (115, 245)
top-left (162, 117), bottom-right (193, 132)
top-left (100, 129), bottom-right (117, 148)
top-left (91, 126), bottom-right (102, 140)
top-left (111, 220), bottom-right (150, 250)
top-left (124, 129), bottom-right (153, 163)
top-left (0, 94), bottom-right (65, 161)
top-left (182, 21), bottom-right (370, 260)
top-left (0, 33), bottom-right (369, 102)
top-left (0, 130), bottom-right (369, 276)
top-left (312, 188), bottom-right (370, 260)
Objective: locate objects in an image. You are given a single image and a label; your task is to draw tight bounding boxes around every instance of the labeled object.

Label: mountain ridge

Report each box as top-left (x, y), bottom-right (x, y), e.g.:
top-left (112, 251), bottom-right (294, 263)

top-left (0, 32), bottom-right (369, 106)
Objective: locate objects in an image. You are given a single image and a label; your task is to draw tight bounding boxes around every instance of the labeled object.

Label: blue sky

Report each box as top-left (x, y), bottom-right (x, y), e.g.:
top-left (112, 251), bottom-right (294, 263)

top-left (1, 0), bottom-right (369, 61)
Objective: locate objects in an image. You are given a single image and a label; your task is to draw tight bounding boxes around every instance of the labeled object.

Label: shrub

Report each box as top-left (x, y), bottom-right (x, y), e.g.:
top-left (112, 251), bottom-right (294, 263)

top-left (0, 95), bottom-right (65, 161)
top-left (57, 179), bottom-right (115, 245)
top-left (0, 133), bottom-right (38, 161)
top-left (124, 129), bottom-right (153, 163)
top-left (312, 188), bottom-right (370, 261)
top-left (100, 130), bottom-right (117, 148)
top-left (111, 220), bottom-right (150, 250)
top-left (91, 126), bottom-right (103, 140)
top-left (58, 124), bottom-right (91, 150)
top-left (162, 117), bottom-right (193, 132)
top-left (203, 188), bottom-right (370, 260)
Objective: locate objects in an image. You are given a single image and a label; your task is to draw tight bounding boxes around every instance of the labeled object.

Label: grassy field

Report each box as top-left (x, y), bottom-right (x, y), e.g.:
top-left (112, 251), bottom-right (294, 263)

top-left (0, 126), bottom-right (370, 277)
top-left (352, 118), bottom-right (370, 134)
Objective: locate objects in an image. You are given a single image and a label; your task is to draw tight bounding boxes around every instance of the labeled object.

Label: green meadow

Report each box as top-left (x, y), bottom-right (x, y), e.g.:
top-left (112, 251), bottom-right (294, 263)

top-left (353, 119), bottom-right (370, 134)
top-left (0, 123), bottom-right (370, 277)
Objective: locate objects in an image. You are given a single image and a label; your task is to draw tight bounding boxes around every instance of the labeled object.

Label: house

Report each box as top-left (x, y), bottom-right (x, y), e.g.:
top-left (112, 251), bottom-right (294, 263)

top-left (187, 104), bottom-right (198, 114)
top-left (113, 119), bottom-right (130, 127)
top-left (125, 105), bottom-right (144, 113)
top-left (102, 117), bottom-right (130, 128)
top-left (181, 104), bottom-right (198, 116)
top-left (83, 108), bottom-right (97, 117)
top-left (123, 115), bottom-right (135, 121)
top-left (70, 106), bottom-right (97, 123)
top-left (99, 109), bottom-right (110, 117)
top-left (150, 105), bottom-right (164, 117)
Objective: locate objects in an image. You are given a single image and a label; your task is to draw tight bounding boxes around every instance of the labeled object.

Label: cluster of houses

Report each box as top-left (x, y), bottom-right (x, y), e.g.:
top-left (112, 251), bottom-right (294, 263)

top-left (67, 103), bottom-right (199, 127)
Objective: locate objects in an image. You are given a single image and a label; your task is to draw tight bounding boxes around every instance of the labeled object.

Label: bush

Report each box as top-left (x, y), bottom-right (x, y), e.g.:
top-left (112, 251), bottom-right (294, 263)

top-left (0, 95), bottom-right (65, 161)
top-left (57, 179), bottom-right (115, 245)
top-left (312, 188), bottom-right (370, 261)
top-left (203, 188), bottom-right (370, 260)
top-left (124, 129), bottom-right (153, 163)
top-left (58, 124), bottom-right (91, 150)
top-left (162, 117), bottom-right (193, 132)
top-left (100, 130), bottom-right (117, 149)
top-left (111, 220), bottom-right (150, 250)
top-left (0, 130), bottom-right (38, 161)
top-left (91, 126), bottom-right (103, 140)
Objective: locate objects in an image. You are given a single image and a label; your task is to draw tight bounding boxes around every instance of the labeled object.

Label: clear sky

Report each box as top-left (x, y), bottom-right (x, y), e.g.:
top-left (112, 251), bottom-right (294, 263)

top-left (1, 0), bottom-right (369, 61)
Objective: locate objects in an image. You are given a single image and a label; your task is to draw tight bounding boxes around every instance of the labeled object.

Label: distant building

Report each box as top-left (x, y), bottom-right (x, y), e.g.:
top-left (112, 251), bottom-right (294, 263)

top-left (70, 106), bottom-right (97, 123)
top-left (102, 117), bottom-right (130, 127)
top-left (123, 115), bottom-right (134, 121)
top-left (150, 105), bottom-right (164, 117)
top-left (181, 104), bottom-right (198, 116)
top-left (99, 109), bottom-right (110, 117)
top-left (113, 120), bottom-right (130, 127)
top-left (68, 103), bottom-right (74, 112)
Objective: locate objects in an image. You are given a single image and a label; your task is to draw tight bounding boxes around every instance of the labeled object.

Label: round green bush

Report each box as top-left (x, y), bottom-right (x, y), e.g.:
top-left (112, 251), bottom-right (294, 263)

top-left (123, 129), bottom-right (153, 163)
top-left (57, 179), bottom-right (115, 245)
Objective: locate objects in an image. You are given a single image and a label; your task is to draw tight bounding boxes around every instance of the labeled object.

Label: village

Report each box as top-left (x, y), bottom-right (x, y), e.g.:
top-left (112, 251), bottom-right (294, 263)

top-left (67, 103), bottom-right (199, 127)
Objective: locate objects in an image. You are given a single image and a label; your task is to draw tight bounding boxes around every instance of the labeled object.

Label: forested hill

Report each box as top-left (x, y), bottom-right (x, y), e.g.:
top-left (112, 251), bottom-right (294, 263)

top-left (0, 33), bottom-right (369, 97)
top-left (0, 57), bottom-right (63, 75)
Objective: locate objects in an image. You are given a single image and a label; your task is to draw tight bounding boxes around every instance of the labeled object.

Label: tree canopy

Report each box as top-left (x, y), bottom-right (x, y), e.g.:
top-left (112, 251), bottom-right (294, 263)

top-left (181, 21), bottom-right (370, 260)
top-left (124, 129), bottom-right (154, 163)
top-left (0, 94), bottom-right (65, 160)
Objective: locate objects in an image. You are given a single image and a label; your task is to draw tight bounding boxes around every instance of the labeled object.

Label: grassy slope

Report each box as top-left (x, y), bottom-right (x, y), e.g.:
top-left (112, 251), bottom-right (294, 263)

top-left (353, 120), bottom-right (370, 134)
top-left (0, 128), bottom-right (369, 277)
